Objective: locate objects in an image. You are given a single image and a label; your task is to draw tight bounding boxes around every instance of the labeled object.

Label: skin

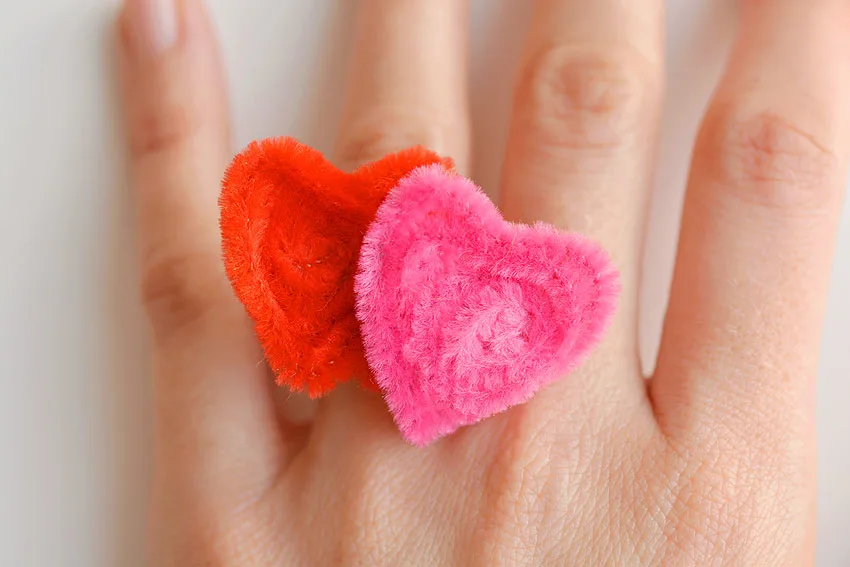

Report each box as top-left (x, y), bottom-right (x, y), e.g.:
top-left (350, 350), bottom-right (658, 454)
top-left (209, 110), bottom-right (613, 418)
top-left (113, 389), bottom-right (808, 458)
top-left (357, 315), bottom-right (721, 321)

top-left (116, 0), bottom-right (850, 565)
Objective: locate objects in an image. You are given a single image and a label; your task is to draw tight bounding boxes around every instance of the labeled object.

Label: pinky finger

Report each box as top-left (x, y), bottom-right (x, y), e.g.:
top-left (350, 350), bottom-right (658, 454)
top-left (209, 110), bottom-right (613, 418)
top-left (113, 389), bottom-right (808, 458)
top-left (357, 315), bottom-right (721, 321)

top-left (118, 0), bottom-right (287, 506)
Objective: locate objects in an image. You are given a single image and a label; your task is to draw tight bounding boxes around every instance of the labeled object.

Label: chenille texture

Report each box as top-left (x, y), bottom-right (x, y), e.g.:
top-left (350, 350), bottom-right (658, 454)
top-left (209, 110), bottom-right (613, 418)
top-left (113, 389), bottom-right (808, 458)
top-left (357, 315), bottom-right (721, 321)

top-left (355, 165), bottom-right (620, 445)
top-left (220, 137), bottom-right (450, 397)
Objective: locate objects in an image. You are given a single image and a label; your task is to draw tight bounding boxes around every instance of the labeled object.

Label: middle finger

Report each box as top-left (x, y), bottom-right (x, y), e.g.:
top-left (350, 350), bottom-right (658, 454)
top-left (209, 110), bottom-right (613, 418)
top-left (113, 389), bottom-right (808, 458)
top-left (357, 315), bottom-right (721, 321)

top-left (500, 0), bottom-right (664, 355)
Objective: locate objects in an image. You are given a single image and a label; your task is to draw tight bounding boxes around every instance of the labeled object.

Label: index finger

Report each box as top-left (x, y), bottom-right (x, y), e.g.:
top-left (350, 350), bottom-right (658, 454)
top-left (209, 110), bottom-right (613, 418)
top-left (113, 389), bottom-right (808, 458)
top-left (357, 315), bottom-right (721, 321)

top-left (653, 1), bottom-right (850, 439)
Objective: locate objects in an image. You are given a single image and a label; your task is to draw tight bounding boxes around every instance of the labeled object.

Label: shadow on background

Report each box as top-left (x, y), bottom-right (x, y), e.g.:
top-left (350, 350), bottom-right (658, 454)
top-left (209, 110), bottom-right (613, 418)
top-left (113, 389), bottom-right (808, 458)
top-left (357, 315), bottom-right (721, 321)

top-left (100, 7), bottom-right (153, 567)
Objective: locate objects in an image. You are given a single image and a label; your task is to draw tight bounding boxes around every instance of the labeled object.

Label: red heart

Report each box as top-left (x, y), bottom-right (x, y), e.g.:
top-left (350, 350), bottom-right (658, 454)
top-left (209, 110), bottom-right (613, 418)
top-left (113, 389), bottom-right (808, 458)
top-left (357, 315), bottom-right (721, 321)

top-left (220, 137), bottom-right (451, 397)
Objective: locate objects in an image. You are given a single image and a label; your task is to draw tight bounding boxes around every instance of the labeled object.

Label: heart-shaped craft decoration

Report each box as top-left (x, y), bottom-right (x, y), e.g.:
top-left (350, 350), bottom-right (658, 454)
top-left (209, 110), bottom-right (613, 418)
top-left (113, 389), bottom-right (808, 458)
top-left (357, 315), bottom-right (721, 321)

top-left (355, 165), bottom-right (619, 446)
top-left (220, 137), bottom-right (451, 397)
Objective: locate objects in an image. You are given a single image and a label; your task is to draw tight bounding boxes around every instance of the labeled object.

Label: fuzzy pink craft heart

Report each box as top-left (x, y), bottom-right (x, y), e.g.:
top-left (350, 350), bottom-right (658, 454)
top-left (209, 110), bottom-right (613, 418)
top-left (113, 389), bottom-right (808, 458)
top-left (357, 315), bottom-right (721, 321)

top-left (355, 165), bottom-right (620, 446)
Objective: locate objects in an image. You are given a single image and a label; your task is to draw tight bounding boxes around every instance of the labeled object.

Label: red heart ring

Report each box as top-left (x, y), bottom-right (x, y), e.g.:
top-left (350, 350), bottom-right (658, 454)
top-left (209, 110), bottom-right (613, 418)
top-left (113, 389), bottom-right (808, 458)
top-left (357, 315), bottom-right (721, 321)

top-left (220, 137), bottom-right (452, 397)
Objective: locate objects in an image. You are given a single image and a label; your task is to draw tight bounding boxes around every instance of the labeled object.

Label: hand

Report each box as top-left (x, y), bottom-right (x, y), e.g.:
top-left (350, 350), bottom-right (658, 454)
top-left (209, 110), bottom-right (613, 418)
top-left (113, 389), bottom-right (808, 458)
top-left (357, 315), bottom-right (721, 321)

top-left (117, 0), bottom-right (849, 565)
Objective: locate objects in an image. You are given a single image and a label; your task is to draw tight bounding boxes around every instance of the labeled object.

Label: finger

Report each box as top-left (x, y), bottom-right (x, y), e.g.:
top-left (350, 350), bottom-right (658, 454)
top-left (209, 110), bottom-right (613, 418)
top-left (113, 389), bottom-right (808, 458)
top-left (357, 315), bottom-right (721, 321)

top-left (334, 0), bottom-right (471, 173)
top-left (318, 0), bottom-right (470, 431)
top-left (653, 1), bottom-right (850, 435)
top-left (118, 0), bottom-right (287, 502)
top-left (499, 0), bottom-right (664, 400)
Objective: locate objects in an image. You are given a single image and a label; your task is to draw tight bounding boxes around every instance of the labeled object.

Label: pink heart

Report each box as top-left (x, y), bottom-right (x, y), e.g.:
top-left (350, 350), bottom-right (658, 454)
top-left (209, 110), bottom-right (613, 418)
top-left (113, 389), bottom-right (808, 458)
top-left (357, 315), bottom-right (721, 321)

top-left (355, 165), bottom-right (619, 446)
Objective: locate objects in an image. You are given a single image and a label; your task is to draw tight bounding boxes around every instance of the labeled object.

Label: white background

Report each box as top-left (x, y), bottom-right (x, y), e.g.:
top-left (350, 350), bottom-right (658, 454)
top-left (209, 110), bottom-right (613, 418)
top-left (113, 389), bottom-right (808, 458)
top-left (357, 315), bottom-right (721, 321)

top-left (1, 1), bottom-right (848, 565)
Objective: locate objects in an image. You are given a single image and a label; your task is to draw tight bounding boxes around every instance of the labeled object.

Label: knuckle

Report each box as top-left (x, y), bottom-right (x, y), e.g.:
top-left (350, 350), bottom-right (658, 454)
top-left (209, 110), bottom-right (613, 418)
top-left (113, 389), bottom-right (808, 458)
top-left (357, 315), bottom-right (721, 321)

top-left (336, 449), bottom-right (419, 563)
top-left (700, 105), bottom-right (842, 211)
top-left (658, 435), bottom-right (801, 566)
top-left (517, 44), bottom-right (661, 150)
top-left (128, 98), bottom-right (205, 157)
top-left (336, 109), bottom-right (458, 170)
top-left (140, 251), bottom-right (222, 342)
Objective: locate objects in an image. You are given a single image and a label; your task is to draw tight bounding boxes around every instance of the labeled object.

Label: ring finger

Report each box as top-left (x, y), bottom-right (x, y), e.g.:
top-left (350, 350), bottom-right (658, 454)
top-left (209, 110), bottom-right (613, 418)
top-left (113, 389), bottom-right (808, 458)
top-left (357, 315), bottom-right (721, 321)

top-left (315, 0), bottom-right (471, 438)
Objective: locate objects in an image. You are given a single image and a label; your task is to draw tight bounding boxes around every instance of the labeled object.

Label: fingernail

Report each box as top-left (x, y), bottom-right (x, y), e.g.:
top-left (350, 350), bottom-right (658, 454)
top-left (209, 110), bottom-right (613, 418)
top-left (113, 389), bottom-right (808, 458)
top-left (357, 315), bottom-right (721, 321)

top-left (122, 0), bottom-right (178, 57)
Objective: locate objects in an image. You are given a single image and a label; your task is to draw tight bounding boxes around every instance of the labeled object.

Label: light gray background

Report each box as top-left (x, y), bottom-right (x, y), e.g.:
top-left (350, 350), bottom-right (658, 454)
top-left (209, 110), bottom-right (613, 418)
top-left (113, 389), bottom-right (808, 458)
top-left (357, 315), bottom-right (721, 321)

top-left (0, 1), bottom-right (847, 565)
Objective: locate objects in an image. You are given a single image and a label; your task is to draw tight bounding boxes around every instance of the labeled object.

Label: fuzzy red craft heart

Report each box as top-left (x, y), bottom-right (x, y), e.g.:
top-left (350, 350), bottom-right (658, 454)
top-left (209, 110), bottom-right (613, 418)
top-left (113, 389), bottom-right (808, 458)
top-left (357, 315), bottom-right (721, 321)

top-left (355, 165), bottom-right (619, 445)
top-left (220, 137), bottom-right (451, 397)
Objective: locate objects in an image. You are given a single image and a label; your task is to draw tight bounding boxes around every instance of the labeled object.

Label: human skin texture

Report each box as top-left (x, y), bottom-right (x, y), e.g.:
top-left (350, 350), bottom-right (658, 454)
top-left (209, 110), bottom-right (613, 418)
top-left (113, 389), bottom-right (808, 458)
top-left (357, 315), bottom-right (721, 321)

top-left (117, 0), bottom-right (850, 565)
